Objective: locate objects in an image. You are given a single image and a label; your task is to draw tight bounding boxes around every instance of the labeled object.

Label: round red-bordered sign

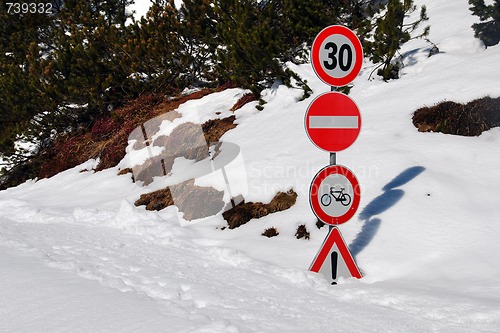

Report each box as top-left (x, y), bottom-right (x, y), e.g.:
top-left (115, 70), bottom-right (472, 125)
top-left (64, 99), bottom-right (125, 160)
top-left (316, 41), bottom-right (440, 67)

top-left (310, 164), bottom-right (360, 225)
top-left (305, 92), bottom-right (361, 153)
top-left (311, 25), bottom-right (363, 87)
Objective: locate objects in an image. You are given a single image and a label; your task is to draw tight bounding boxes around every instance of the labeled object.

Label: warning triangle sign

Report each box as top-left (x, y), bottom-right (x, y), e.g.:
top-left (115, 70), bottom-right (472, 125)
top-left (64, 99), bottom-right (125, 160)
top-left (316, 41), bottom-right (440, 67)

top-left (309, 227), bottom-right (362, 284)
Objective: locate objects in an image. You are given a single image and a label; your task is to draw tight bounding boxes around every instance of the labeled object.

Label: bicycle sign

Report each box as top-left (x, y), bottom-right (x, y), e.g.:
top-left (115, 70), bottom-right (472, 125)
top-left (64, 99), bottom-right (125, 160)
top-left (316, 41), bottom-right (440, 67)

top-left (321, 187), bottom-right (351, 207)
top-left (311, 25), bottom-right (363, 87)
top-left (310, 164), bottom-right (360, 225)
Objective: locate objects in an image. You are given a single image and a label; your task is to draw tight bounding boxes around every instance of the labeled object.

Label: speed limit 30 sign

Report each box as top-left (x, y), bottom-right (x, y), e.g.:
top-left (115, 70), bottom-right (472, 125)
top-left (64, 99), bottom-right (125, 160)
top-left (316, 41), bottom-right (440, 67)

top-left (311, 25), bottom-right (363, 87)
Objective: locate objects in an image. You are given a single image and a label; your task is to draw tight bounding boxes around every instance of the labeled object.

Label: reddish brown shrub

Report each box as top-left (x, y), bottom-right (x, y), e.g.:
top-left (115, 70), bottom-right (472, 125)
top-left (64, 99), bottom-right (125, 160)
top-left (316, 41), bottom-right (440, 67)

top-left (230, 93), bottom-right (257, 111)
top-left (222, 190), bottom-right (297, 229)
top-left (38, 134), bottom-right (94, 178)
top-left (316, 220), bottom-right (326, 229)
top-left (202, 116), bottom-right (237, 143)
top-left (134, 180), bottom-right (225, 221)
top-left (413, 96), bottom-right (500, 136)
top-left (37, 89), bottom-right (218, 179)
top-left (295, 224), bottom-right (310, 240)
top-left (90, 117), bottom-right (120, 141)
top-left (262, 227), bottom-right (279, 238)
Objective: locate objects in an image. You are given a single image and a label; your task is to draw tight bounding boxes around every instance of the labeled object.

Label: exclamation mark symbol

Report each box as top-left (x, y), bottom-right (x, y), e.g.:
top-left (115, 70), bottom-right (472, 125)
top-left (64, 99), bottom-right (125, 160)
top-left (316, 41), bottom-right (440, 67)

top-left (331, 251), bottom-right (338, 285)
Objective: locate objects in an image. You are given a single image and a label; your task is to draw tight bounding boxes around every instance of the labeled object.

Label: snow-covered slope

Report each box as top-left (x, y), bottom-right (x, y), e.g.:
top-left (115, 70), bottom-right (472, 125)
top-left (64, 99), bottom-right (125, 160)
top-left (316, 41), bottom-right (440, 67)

top-left (1, 1), bottom-right (499, 331)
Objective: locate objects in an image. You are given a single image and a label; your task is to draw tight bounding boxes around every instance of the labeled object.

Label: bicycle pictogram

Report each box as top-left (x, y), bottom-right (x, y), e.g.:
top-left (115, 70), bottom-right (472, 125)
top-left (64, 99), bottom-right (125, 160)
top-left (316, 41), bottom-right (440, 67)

top-left (321, 186), bottom-right (351, 207)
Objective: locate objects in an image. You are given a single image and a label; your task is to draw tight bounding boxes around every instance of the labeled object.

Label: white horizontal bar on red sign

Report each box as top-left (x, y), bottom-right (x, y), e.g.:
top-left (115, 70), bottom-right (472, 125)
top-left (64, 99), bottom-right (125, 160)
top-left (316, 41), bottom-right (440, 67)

top-left (309, 116), bottom-right (359, 129)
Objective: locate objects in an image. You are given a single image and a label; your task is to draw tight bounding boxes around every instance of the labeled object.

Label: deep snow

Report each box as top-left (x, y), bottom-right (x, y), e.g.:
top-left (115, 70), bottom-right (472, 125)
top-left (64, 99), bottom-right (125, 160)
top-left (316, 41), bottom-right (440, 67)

top-left (1, 0), bottom-right (500, 332)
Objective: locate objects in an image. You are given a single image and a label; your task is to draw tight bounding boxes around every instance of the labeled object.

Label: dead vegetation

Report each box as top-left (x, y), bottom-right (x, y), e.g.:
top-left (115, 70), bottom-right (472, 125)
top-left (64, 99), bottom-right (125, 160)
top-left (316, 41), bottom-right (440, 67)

top-left (131, 116), bottom-right (237, 185)
top-left (413, 96), bottom-right (500, 136)
top-left (262, 227), bottom-right (279, 238)
top-left (131, 111), bottom-right (182, 151)
top-left (134, 180), bottom-right (225, 221)
top-left (295, 224), bottom-right (310, 240)
top-left (202, 116), bottom-right (237, 143)
top-left (316, 220), bottom-right (326, 229)
top-left (230, 93), bottom-right (257, 111)
top-left (135, 187), bottom-right (174, 211)
top-left (222, 189), bottom-right (297, 229)
top-left (37, 88), bottom-right (218, 179)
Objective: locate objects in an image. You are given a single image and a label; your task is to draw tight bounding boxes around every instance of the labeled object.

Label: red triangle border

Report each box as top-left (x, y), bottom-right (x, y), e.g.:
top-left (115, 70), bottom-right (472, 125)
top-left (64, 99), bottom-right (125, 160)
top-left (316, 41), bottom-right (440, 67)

top-left (310, 227), bottom-right (362, 279)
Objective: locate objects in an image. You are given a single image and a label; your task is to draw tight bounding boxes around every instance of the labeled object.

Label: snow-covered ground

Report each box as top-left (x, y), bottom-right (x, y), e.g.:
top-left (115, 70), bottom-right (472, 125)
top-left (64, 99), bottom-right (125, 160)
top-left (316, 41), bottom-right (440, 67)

top-left (1, 1), bottom-right (500, 331)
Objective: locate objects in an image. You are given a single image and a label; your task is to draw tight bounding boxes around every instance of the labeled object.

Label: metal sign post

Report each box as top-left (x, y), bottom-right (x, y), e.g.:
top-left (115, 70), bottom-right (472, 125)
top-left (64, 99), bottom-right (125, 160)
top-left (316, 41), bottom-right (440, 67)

top-left (306, 25), bottom-right (364, 283)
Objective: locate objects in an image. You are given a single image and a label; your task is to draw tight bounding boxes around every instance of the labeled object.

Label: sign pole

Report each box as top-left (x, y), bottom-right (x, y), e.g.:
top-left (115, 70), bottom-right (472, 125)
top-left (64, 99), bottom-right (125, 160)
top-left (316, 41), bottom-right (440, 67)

top-left (330, 153), bottom-right (336, 166)
top-left (307, 25), bottom-right (364, 284)
top-left (329, 151), bottom-right (335, 235)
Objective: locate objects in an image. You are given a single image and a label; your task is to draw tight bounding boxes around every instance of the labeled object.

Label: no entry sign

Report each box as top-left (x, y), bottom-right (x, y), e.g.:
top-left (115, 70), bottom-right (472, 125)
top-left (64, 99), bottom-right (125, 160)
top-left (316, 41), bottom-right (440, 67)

top-left (310, 164), bottom-right (360, 225)
top-left (311, 25), bottom-right (363, 87)
top-left (305, 92), bottom-right (361, 153)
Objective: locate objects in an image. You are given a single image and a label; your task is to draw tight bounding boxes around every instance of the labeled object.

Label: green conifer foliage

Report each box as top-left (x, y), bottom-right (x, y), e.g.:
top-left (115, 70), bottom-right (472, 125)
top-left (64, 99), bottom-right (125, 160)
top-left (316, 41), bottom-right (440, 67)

top-left (1, 0), bottom-right (135, 170)
top-left (0, 2), bottom-right (55, 161)
top-left (124, 0), bottom-right (183, 92)
top-left (178, 0), bottom-right (218, 84)
top-left (278, 0), bottom-right (331, 60)
top-left (43, 0), bottom-right (134, 118)
top-left (369, 0), bottom-right (429, 81)
top-left (123, 0), bottom-right (217, 91)
top-left (213, 0), bottom-right (283, 95)
top-left (1, 0), bottom-right (382, 185)
top-left (212, 0), bottom-right (370, 95)
top-left (469, 0), bottom-right (500, 47)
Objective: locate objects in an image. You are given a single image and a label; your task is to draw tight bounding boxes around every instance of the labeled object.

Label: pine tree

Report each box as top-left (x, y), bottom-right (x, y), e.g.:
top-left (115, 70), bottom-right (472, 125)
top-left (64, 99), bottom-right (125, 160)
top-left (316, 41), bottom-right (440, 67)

top-left (1, 0), bottom-right (137, 173)
top-left (212, 0), bottom-right (368, 96)
top-left (40, 0), bottom-right (135, 129)
top-left (469, 0), bottom-right (500, 47)
top-left (277, 0), bottom-right (331, 61)
top-left (178, 0), bottom-right (218, 84)
top-left (369, 0), bottom-right (429, 81)
top-left (124, 0), bottom-right (185, 92)
top-left (214, 0), bottom-right (286, 95)
top-left (0, 2), bottom-right (56, 162)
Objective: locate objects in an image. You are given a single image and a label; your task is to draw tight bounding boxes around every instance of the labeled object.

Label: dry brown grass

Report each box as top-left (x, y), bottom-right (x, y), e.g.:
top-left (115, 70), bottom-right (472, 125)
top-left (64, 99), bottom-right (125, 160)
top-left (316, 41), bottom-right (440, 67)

top-left (413, 96), bottom-right (500, 136)
top-left (37, 89), bottom-right (215, 179)
top-left (117, 167), bottom-right (133, 176)
top-left (295, 224), bottom-right (310, 240)
top-left (230, 93), bottom-right (257, 112)
top-left (135, 187), bottom-right (174, 211)
top-left (202, 116), bottom-right (237, 144)
top-left (262, 227), bottom-right (279, 238)
top-left (222, 189), bottom-right (297, 229)
top-left (316, 220), bottom-right (326, 229)
top-left (134, 180), bottom-right (225, 221)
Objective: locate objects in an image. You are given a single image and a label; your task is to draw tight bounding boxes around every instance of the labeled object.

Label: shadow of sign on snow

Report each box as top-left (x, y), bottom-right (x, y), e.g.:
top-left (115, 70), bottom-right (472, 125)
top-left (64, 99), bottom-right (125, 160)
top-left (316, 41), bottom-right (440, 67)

top-left (349, 166), bottom-right (426, 258)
